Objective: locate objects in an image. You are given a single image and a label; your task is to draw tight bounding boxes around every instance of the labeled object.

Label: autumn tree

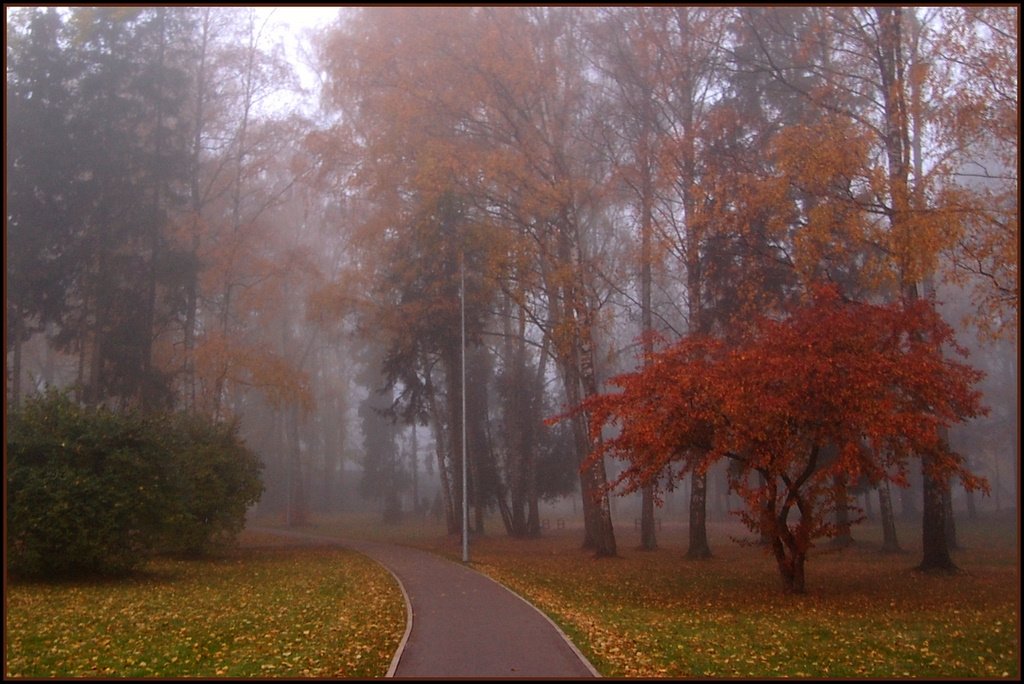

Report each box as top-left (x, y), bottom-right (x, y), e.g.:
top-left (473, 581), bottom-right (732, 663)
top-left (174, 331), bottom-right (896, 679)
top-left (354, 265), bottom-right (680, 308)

top-left (577, 285), bottom-right (988, 593)
top-left (7, 6), bottom-right (312, 422)
top-left (7, 8), bottom-right (346, 537)
top-left (589, 7), bottom-right (820, 557)
top-left (731, 6), bottom-right (1016, 570)
top-left (492, 292), bottom-right (561, 537)
top-left (178, 8), bottom-right (309, 421)
top-left (586, 6), bottom-right (673, 551)
top-left (314, 7), bottom-right (619, 553)
top-left (460, 7), bottom-right (619, 555)
top-left (643, 7), bottom-right (733, 558)
top-left (713, 8), bottom-right (899, 547)
top-left (933, 7), bottom-right (1018, 343)
top-left (314, 8), bottom-right (470, 534)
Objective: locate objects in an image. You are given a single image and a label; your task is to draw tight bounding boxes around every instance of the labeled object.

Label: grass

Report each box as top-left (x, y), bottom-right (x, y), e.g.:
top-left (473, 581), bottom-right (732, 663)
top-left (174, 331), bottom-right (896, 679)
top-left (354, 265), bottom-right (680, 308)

top-left (469, 531), bottom-right (1018, 678)
top-left (4, 536), bottom-right (405, 678)
top-left (280, 508), bottom-right (1019, 679)
top-left (6, 509), bottom-right (1017, 679)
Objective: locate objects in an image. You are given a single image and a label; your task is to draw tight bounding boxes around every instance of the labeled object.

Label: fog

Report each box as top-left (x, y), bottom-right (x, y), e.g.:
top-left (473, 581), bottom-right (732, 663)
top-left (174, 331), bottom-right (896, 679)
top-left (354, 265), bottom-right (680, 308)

top-left (6, 6), bottom-right (1017, 555)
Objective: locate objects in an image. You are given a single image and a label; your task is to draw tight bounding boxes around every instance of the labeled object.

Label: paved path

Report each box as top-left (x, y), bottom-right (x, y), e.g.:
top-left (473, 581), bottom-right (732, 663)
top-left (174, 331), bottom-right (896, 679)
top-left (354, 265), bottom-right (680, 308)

top-left (252, 528), bottom-right (598, 679)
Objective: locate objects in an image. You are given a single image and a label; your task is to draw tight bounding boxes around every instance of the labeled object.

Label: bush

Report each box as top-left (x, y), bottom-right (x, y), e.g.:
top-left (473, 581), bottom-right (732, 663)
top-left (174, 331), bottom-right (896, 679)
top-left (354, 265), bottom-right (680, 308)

top-left (159, 413), bottom-right (264, 556)
top-left (6, 391), bottom-right (263, 578)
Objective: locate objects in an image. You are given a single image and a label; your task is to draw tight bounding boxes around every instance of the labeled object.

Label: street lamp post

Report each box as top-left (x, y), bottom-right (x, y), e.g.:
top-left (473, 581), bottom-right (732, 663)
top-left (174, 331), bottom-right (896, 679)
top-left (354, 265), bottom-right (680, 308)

top-left (460, 251), bottom-right (469, 564)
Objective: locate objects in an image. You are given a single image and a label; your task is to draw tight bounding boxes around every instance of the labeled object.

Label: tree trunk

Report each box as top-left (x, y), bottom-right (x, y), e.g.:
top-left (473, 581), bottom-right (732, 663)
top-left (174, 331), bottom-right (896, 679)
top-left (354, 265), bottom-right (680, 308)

top-left (637, 84), bottom-right (659, 552)
top-left (10, 314), bottom-right (24, 408)
top-left (770, 526), bottom-right (806, 594)
top-left (564, 345), bottom-right (617, 558)
top-left (467, 346), bottom-right (493, 536)
top-left (686, 471), bottom-right (712, 558)
top-left (943, 485), bottom-right (959, 550)
top-left (526, 324), bottom-right (552, 538)
top-left (139, 7), bottom-right (167, 411)
top-left (568, 406), bottom-right (617, 556)
top-left (832, 473), bottom-right (854, 547)
top-left (425, 362), bottom-right (457, 534)
top-left (287, 404), bottom-right (309, 527)
top-left (918, 452), bottom-right (958, 571)
top-left (547, 220), bottom-right (616, 557)
top-left (878, 480), bottom-right (902, 553)
top-left (640, 484), bottom-right (658, 550)
top-left (183, 9), bottom-right (212, 411)
top-left (432, 409), bottom-right (456, 534)
top-left (782, 551), bottom-right (807, 594)
top-left (493, 472), bottom-right (515, 537)
top-left (505, 305), bottom-right (527, 537)
top-left (409, 423), bottom-right (419, 514)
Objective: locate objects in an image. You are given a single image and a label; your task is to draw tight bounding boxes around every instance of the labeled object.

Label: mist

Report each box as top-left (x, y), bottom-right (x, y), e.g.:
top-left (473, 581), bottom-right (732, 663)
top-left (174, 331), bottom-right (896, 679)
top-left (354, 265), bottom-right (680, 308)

top-left (7, 5), bottom-right (1017, 559)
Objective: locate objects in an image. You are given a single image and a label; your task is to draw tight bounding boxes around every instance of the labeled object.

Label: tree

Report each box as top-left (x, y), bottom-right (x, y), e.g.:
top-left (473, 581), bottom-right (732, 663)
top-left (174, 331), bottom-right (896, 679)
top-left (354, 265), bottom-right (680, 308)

top-left (64, 7), bottom-right (195, 409)
top-left (314, 7), bottom-right (619, 554)
top-left (8, 9), bottom-right (343, 540)
top-left (356, 346), bottom-right (404, 524)
top-left (6, 8), bottom-right (83, 407)
top-left (314, 8), bottom-right (489, 535)
top-left (493, 292), bottom-right (549, 537)
top-left (575, 285), bottom-right (987, 593)
top-left (7, 7), bottom-right (195, 410)
top-left (732, 6), bottom-right (1014, 572)
top-left (461, 7), bottom-right (619, 556)
top-left (935, 7), bottom-right (1018, 343)
top-left (180, 8), bottom-right (308, 422)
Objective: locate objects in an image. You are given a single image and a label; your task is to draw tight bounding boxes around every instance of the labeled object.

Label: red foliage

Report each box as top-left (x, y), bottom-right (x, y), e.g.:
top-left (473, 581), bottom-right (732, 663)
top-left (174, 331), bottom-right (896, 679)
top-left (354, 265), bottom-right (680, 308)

top-left (573, 284), bottom-right (989, 592)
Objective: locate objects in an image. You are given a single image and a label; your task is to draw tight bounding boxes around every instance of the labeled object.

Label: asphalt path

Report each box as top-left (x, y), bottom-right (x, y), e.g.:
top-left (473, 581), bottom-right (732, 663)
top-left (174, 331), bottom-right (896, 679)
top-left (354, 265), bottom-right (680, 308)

top-left (252, 528), bottom-right (598, 679)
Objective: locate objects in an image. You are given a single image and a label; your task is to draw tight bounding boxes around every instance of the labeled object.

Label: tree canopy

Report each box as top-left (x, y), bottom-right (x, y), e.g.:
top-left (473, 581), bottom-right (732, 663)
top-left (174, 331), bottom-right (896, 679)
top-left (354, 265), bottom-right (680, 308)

top-left (574, 284), bottom-right (989, 592)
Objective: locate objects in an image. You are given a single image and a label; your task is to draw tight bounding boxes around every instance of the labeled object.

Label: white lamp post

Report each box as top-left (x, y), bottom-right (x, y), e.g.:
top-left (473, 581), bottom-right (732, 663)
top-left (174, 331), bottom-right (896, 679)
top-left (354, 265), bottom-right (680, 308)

top-left (461, 251), bottom-right (469, 564)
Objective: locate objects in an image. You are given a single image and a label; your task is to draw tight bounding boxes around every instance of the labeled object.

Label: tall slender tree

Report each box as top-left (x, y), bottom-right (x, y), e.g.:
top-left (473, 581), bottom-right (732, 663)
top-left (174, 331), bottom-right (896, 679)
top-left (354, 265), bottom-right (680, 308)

top-left (6, 9), bottom-right (83, 407)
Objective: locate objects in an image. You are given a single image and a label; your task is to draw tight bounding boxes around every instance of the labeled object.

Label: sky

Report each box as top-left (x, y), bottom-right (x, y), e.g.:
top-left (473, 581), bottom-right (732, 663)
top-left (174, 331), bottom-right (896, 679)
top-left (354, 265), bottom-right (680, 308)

top-left (258, 5), bottom-right (342, 64)
top-left (255, 6), bottom-right (345, 116)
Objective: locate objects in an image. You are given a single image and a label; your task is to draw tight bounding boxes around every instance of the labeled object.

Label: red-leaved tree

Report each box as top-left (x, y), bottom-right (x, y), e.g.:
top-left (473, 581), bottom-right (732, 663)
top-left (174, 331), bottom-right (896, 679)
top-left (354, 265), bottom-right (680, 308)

top-left (574, 285), bottom-right (989, 593)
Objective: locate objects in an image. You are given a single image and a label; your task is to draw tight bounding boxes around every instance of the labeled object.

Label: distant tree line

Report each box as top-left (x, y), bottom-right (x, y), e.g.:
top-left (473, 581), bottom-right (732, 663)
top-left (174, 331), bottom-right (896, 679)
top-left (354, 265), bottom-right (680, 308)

top-left (6, 7), bottom-right (324, 542)
top-left (311, 6), bottom-right (1015, 572)
top-left (6, 7), bottom-right (1017, 588)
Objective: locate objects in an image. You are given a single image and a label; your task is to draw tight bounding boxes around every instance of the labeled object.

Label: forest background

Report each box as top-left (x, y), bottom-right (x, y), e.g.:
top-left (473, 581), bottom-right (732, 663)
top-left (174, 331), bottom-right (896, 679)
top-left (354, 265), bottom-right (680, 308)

top-left (6, 7), bottom-right (1018, 566)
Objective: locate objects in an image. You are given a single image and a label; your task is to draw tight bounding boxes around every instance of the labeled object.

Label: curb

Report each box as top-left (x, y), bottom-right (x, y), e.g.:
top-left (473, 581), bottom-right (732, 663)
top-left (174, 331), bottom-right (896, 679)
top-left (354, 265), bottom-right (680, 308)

top-left (382, 562), bottom-right (414, 678)
top-left (247, 527), bottom-right (597, 678)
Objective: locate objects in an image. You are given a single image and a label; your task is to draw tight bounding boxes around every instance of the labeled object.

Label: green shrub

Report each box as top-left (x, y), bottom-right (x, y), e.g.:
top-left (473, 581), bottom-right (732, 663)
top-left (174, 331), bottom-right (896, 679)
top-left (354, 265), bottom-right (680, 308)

top-left (159, 413), bottom-right (264, 556)
top-left (6, 391), bottom-right (263, 578)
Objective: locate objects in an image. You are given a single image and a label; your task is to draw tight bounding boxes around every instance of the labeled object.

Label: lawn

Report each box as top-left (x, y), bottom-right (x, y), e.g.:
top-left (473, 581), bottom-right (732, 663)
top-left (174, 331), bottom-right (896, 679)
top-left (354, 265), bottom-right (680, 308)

top-left (6, 510), bottom-right (1017, 679)
top-left (467, 525), bottom-right (1018, 678)
top-left (4, 537), bottom-right (405, 678)
top-left (289, 509), bottom-right (1020, 679)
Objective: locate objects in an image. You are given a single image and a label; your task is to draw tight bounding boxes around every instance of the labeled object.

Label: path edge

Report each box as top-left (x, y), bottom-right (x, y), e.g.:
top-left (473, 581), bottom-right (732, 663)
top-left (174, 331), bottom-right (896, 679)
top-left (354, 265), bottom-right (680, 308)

top-left (246, 527), bottom-right (597, 678)
top-left (382, 562), bottom-right (414, 678)
top-left (468, 565), bottom-right (602, 678)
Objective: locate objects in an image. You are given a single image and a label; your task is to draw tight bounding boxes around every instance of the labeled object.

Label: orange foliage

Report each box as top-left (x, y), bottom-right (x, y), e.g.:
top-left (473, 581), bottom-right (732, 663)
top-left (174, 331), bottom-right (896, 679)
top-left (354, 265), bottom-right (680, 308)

top-left (571, 284), bottom-right (988, 592)
top-left (193, 331), bottom-right (312, 416)
top-left (934, 7), bottom-right (1018, 341)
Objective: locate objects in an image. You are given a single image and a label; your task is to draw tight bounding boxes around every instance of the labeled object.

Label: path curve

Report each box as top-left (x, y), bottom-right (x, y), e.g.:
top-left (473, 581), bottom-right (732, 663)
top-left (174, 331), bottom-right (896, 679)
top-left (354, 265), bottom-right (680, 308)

top-left (251, 528), bottom-right (598, 679)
